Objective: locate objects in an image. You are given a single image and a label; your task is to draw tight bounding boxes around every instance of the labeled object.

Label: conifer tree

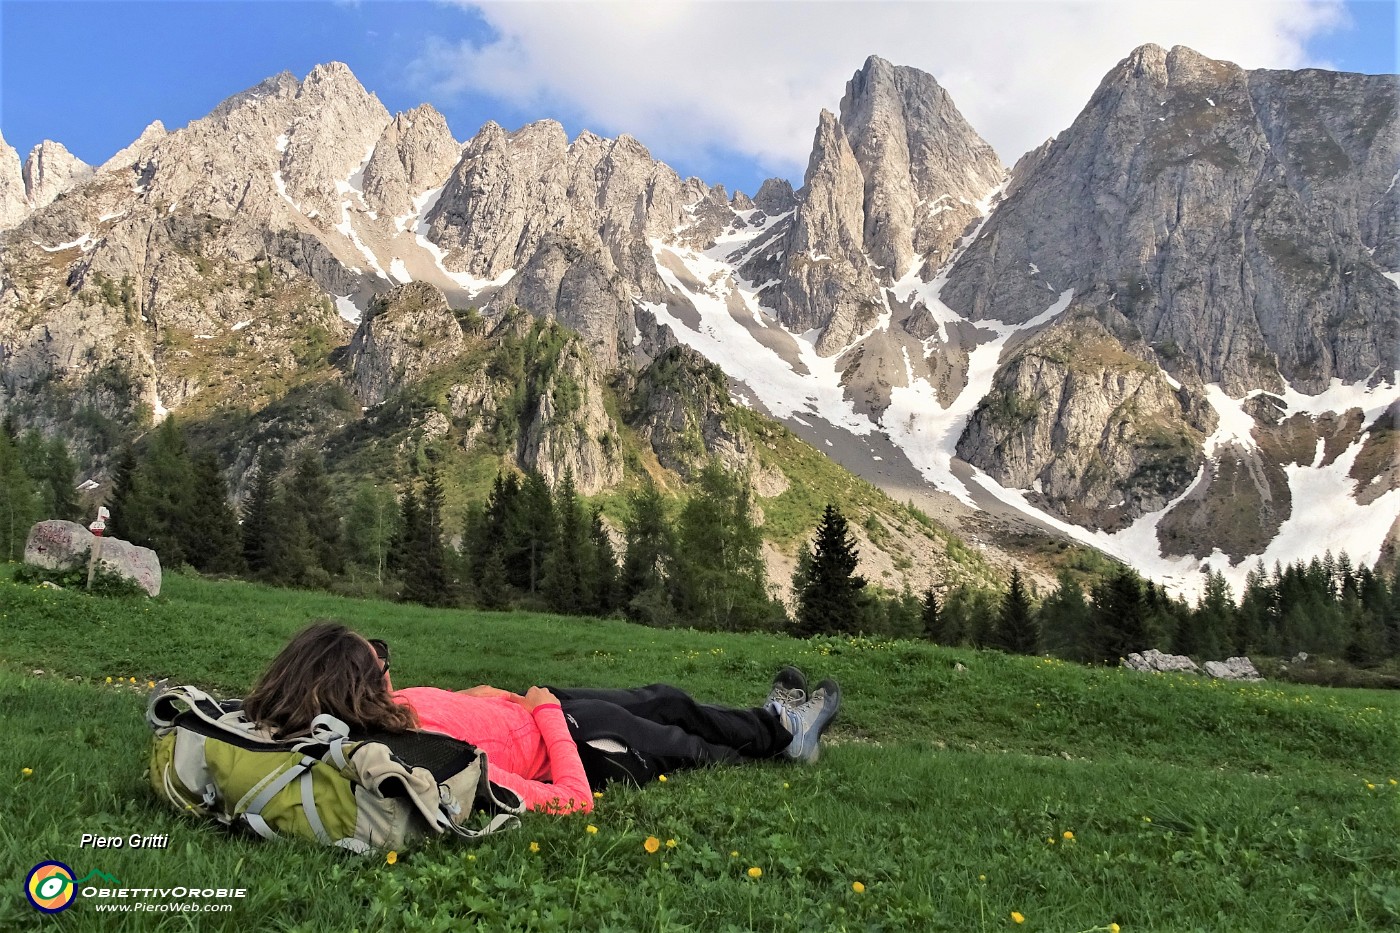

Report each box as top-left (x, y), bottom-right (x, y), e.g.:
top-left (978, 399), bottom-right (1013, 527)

top-left (476, 546), bottom-right (511, 610)
top-left (0, 430), bottom-right (39, 561)
top-left (400, 469), bottom-right (449, 605)
top-left (672, 462), bottom-right (777, 632)
top-left (513, 471), bottom-right (555, 597)
top-left (44, 437), bottom-right (80, 522)
top-left (920, 586), bottom-right (943, 643)
top-left (126, 417), bottom-right (197, 566)
top-left (345, 483), bottom-right (398, 586)
top-left (189, 451), bottom-right (245, 574)
top-left (544, 471), bottom-right (586, 614)
top-left (993, 566), bottom-right (1038, 654)
top-left (621, 480), bottom-right (674, 625)
top-left (106, 445), bottom-right (140, 542)
top-left (794, 504), bottom-right (866, 638)
top-left (1039, 570), bottom-right (1091, 661)
top-left (1089, 565), bottom-right (1147, 662)
top-left (586, 507), bottom-right (620, 616)
top-left (286, 453), bottom-right (344, 576)
top-left (241, 453), bottom-right (279, 575)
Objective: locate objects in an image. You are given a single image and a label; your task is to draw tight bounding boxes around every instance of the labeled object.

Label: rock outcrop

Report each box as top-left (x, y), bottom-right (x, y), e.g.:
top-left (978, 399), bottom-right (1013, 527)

top-left (628, 345), bottom-right (753, 479)
top-left (0, 130), bottom-right (29, 228)
top-left (22, 140), bottom-right (93, 212)
top-left (941, 44), bottom-right (1399, 394)
top-left (346, 281), bottom-right (467, 406)
top-left (24, 520), bottom-right (162, 596)
top-left (751, 55), bottom-right (1004, 354)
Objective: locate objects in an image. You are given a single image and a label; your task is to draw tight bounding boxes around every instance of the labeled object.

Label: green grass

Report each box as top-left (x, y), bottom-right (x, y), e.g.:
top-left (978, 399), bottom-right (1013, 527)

top-left (2, 569), bottom-right (1398, 931)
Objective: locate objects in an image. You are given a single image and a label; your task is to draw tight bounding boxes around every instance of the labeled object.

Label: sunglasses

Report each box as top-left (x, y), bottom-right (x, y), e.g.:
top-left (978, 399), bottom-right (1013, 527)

top-left (367, 638), bottom-right (390, 674)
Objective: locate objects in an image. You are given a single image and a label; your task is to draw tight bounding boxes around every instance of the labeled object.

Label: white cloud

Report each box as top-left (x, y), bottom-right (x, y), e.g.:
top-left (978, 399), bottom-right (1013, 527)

top-left (412, 0), bottom-right (1347, 181)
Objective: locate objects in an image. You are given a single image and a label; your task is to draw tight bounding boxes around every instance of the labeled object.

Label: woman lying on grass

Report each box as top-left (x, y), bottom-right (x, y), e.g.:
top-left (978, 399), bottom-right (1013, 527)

top-left (242, 622), bottom-right (841, 815)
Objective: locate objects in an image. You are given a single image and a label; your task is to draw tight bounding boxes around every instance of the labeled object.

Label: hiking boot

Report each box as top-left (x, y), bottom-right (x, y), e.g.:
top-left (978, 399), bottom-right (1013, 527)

top-left (779, 678), bottom-right (841, 764)
top-left (765, 665), bottom-right (808, 715)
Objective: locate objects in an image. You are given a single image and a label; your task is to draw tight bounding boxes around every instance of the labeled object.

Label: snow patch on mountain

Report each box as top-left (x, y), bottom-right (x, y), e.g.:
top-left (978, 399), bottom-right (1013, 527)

top-left (1202, 385), bottom-right (1259, 453)
top-left (645, 238), bottom-right (876, 437)
top-left (884, 288), bottom-right (1074, 506)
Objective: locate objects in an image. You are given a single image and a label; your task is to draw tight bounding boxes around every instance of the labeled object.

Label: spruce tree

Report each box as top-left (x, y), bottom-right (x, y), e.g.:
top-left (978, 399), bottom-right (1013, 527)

top-left (621, 480), bottom-right (673, 622)
top-left (672, 462), bottom-right (778, 632)
top-left (1039, 571), bottom-right (1091, 661)
top-left (476, 547), bottom-right (511, 610)
top-left (920, 586), bottom-right (943, 643)
top-left (543, 471), bottom-right (586, 614)
top-left (44, 437), bottom-right (80, 522)
top-left (241, 453), bottom-right (279, 575)
top-left (106, 446), bottom-right (140, 542)
top-left (0, 430), bottom-right (39, 561)
top-left (794, 503), bottom-right (866, 638)
top-left (286, 453), bottom-right (344, 576)
top-left (514, 471), bottom-right (555, 597)
top-left (345, 483), bottom-right (398, 586)
top-left (993, 566), bottom-right (1038, 654)
top-left (586, 507), bottom-right (620, 616)
top-left (189, 451), bottom-right (245, 574)
top-left (1089, 565), bottom-right (1147, 663)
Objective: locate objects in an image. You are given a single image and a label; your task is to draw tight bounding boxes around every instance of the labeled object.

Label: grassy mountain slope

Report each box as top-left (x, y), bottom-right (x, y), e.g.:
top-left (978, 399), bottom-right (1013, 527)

top-left (3, 570), bottom-right (1396, 931)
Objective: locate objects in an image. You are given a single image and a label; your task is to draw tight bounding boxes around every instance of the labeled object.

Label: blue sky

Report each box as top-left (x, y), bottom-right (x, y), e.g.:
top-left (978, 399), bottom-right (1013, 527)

top-left (2, 1), bottom-right (1395, 197)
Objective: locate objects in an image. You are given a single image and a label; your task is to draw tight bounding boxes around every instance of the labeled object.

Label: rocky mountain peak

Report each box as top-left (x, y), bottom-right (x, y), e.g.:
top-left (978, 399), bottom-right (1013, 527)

top-left (360, 103), bottom-right (460, 218)
top-left (22, 140), bottom-right (93, 212)
top-left (0, 129), bottom-right (27, 228)
top-left (98, 120), bottom-right (168, 174)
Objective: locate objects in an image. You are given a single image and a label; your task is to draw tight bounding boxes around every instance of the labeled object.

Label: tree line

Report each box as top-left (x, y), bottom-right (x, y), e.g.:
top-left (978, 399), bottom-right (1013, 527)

top-left (5, 416), bottom-right (1397, 666)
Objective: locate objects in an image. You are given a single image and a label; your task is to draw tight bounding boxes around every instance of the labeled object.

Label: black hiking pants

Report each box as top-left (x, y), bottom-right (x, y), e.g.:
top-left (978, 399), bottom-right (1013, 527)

top-left (546, 684), bottom-right (792, 791)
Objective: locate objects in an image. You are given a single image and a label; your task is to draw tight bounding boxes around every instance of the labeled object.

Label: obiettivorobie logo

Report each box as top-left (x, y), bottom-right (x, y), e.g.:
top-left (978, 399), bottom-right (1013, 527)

top-left (24, 862), bottom-right (121, 914)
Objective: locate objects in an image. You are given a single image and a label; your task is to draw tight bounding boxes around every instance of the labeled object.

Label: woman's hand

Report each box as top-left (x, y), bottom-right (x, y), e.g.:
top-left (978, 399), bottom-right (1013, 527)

top-left (519, 686), bottom-right (559, 712)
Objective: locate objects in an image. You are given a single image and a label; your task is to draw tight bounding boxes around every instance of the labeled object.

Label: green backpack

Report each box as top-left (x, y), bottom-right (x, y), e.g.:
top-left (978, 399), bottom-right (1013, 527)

top-left (147, 685), bottom-right (523, 853)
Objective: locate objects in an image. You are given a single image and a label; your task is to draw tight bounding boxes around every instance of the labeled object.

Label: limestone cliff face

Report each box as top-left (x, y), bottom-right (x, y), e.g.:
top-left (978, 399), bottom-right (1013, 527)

top-left (359, 104), bottom-right (461, 220)
top-left (752, 55), bottom-right (1004, 354)
top-left (345, 281), bottom-right (467, 406)
top-left (940, 44), bottom-right (1400, 394)
top-left (22, 140), bottom-right (93, 212)
top-left (0, 131), bottom-right (29, 228)
top-left (627, 346), bottom-right (754, 479)
top-left (520, 340), bottom-right (624, 495)
top-left (957, 312), bottom-right (1213, 531)
top-left (420, 120), bottom-right (709, 368)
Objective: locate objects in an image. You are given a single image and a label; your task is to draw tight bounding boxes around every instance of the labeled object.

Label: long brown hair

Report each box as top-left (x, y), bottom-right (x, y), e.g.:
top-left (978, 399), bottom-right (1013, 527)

top-left (244, 621), bottom-right (419, 739)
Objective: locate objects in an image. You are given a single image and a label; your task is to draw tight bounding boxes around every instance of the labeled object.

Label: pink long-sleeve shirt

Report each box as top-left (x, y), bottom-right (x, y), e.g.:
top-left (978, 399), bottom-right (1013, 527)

top-left (393, 687), bottom-right (592, 815)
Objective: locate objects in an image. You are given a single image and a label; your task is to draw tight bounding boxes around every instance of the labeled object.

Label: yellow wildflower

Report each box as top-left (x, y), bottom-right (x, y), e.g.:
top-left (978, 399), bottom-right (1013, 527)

top-left (978, 874), bottom-right (986, 882)
top-left (666, 838), bottom-right (677, 849)
top-left (147, 681), bottom-right (156, 689)
top-left (747, 866), bottom-right (762, 878)
top-left (385, 851), bottom-right (397, 865)
top-left (129, 677), bottom-right (136, 684)
top-left (658, 774), bottom-right (667, 782)
top-left (105, 676), bottom-right (112, 684)
top-left (1110, 924), bottom-right (1121, 933)
top-left (851, 881), bottom-right (865, 893)
top-left (730, 850), bottom-right (739, 858)
top-left (1011, 911), bottom-right (1025, 924)
top-left (1062, 830), bottom-right (1075, 841)
top-left (644, 836), bottom-right (660, 854)
top-left (1367, 783), bottom-right (1377, 790)
top-left (529, 841), bottom-right (540, 853)
top-left (586, 825), bottom-right (599, 834)
top-left (594, 791), bottom-right (604, 799)
top-left (1390, 779), bottom-right (1398, 786)
top-left (467, 854), bottom-right (476, 861)
top-left (22, 768), bottom-right (33, 777)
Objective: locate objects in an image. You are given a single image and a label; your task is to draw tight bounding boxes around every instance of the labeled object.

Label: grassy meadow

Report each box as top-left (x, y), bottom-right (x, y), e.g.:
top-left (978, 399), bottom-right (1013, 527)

top-left (2, 568), bottom-right (1398, 931)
